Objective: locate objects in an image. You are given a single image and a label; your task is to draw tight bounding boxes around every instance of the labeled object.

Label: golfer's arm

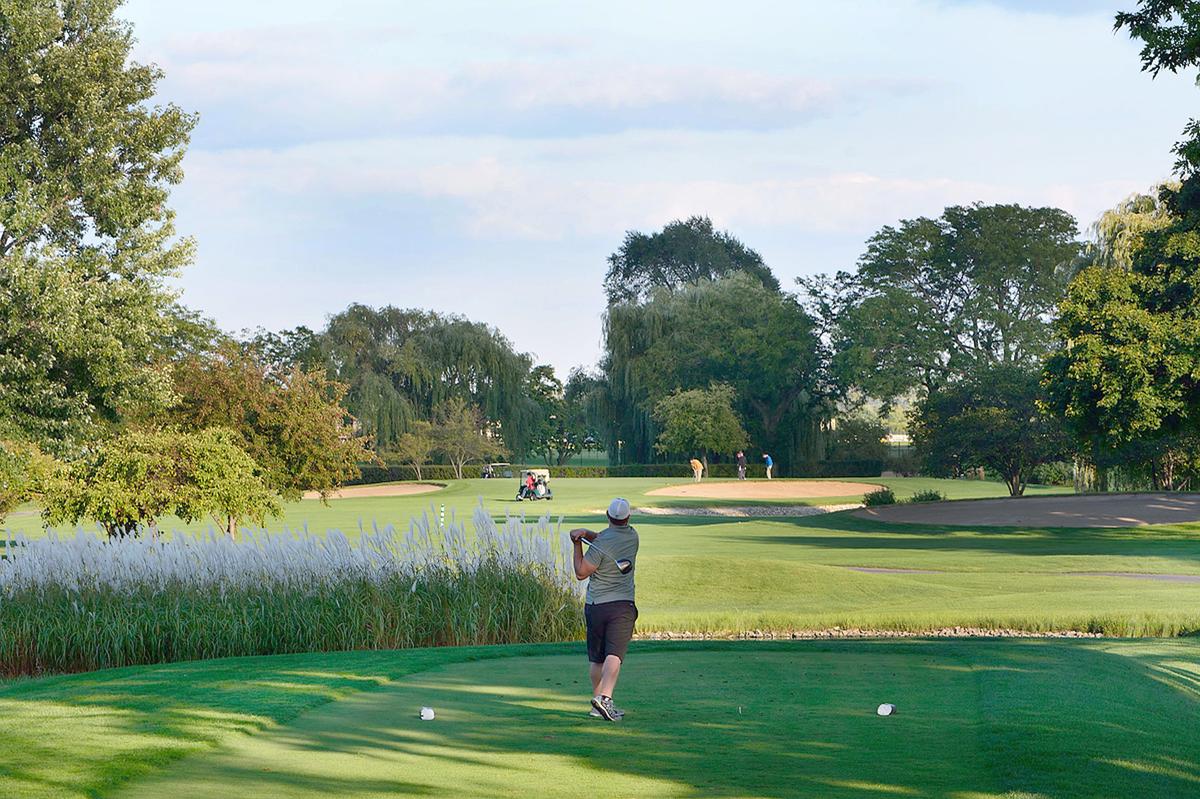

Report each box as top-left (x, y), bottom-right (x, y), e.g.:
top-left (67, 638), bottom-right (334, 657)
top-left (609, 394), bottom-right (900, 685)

top-left (572, 539), bottom-right (597, 580)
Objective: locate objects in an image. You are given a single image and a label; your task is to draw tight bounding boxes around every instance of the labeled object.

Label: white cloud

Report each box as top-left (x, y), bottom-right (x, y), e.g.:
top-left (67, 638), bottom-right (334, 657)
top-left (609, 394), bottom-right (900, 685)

top-left (181, 136), bottom-right (1134, 244)
top-left (146, 23), bottom-right (885, 144)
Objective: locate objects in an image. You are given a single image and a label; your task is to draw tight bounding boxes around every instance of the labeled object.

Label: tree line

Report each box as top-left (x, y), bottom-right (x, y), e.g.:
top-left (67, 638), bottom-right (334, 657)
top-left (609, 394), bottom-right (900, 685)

top-left (3, 0), bottom-right (1200, 539)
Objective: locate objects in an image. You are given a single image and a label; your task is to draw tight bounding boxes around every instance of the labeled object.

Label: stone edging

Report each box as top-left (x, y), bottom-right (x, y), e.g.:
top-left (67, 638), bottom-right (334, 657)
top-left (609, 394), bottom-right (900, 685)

top-left (637, 627), bottom-right (1103, 640)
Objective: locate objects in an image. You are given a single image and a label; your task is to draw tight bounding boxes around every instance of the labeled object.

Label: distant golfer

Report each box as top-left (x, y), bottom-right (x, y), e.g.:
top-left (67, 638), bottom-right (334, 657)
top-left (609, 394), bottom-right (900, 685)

top-left (570, 498), bottom-right (640, 722)
top-left (762, 452), bottom-right (774, 480)
top-left (736, 450), bottom-right (747, 480)
top-left (689, 457), bottom-right (704, 482)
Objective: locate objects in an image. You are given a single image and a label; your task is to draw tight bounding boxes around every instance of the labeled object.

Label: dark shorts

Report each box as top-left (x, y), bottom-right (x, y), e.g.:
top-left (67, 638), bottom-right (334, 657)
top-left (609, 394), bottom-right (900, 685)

top-left (585, 600), bottom-right (638, 663)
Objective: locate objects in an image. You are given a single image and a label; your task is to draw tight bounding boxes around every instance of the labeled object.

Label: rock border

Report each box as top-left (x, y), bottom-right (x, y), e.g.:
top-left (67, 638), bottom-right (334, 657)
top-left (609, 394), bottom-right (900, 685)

top-left (637, 627), bottom-right (1103, 640)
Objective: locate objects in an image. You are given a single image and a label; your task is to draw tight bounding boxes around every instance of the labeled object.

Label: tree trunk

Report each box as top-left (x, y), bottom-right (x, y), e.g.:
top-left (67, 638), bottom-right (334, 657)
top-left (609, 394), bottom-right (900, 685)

top-left (226, 515), bottom-right (237, 538)
top-left (701, 453), bottom-right (708, 476)
top-left (1006, 469), bottom-right (1025, 497)
top-left (413, 462), bottom-right (423, 481)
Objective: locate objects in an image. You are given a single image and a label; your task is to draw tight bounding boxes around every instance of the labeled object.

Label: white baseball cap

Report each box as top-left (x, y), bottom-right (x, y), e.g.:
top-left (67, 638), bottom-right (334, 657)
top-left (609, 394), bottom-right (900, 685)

top-left (607, 497), bottom-right (631, 522)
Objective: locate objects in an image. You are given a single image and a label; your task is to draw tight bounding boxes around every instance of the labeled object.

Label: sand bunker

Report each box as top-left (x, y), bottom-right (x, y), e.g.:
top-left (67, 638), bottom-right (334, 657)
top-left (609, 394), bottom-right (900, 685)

top-left (302, 483), bottom-right (443, 500)
top-left (856, 492), bottom-right (1200, 528)
top-left (647, 480), bottom-right (881, 500)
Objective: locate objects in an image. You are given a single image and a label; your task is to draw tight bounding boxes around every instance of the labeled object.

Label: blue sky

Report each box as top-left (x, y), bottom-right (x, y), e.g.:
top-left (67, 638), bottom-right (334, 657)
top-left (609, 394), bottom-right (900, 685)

top-left (121, 0), bottom-right (1194, 374)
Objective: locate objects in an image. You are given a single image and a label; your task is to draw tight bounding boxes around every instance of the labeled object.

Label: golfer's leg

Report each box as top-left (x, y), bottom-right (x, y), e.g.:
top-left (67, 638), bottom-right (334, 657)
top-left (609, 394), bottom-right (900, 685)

top-left (585, 604), bottom-right (604, 697)
top-left (598, 654), bottom-right (622, 697)
top-left (590, 661), bottom-right (603, 694)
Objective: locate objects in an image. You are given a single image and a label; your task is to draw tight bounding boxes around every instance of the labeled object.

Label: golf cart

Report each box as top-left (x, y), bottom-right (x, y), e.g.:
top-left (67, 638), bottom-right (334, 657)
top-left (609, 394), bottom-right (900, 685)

top-left (516, 468), bottom-right (553, 501)
top-left (484, 462), bottom-right (513, 479)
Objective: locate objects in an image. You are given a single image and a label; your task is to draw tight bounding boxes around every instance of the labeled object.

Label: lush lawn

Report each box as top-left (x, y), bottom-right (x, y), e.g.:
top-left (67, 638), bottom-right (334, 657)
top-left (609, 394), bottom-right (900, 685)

top-left (0, 639), bottom-right (1195, 798)
top-left (0, 476), bottom-right (1070, 540)
top-left (5, 478), bottom-right (1199, 635)
top-left (3, 479), bottom-right (1198, 796)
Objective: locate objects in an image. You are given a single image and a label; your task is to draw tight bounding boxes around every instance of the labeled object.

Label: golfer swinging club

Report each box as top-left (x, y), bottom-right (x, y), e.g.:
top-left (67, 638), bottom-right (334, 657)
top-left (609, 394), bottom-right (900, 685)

top-left (570, 497), bottom-right (639, 722)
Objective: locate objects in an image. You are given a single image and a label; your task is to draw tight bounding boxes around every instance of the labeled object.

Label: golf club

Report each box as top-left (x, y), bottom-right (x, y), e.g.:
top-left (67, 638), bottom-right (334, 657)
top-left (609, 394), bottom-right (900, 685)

top-left (575, 533), bottom-right (633, 574)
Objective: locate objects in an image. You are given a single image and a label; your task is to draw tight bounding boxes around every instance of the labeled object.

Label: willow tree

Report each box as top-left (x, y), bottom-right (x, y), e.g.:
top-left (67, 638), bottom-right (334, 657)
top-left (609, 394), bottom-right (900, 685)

top-left (604, 216), bottom-right (781, 305)
top-left (0, 0), bottom-right (197, 455)
top-left (601, 274), bottom-right (829, 471)
top-left (321, 304), bottom-right (539, 455)
top-left (1083, 184), bottom-right (1178, 270)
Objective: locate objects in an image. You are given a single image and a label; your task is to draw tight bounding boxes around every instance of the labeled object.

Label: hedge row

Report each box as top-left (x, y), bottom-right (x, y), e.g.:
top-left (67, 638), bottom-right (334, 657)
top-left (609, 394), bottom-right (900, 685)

top-left (349, 459), bottom-right (885, 484)
top-left (348, 464), bottom-right (611, 483)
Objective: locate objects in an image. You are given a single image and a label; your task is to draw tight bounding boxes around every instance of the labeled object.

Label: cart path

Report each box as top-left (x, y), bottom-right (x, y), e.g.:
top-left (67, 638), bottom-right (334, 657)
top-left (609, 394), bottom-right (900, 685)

top-left (856, 493), bottom-right (1200, 528)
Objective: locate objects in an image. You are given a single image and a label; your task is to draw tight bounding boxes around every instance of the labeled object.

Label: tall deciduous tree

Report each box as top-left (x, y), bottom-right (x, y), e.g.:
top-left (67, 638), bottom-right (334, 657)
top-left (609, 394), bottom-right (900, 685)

top-left (183, 428), bottom-right (283, 535)
top-left (1043, 183), bottom-right (1200, 481)
top-left (392, 421), bottom-right (434, 480)
top-left (431, 398), bottom-right (504, 480)
top-left (653, 384), bottom-right (748, 470)
top-left (604, 216), bottom-right (780, 305)
top-left (911, 366), bottom-right (1068, 497)
top-left (802, 204), bottom-right (1081, 402)
top-left (603, 274), bottom-right (829, 470)
top-left (170, 345), bottom-right (369, 500)
top-left (41, 428), bottom-right (280, 537)
top-left (0, 0), bottom-right (197, 454)
top-left (1049, 4), bottom-right (1200, 490)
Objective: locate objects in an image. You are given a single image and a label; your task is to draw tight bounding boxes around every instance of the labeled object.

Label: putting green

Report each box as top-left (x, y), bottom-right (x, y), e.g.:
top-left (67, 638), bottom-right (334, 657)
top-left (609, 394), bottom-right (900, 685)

top-left (107, 641), bottom-right (1200, 799)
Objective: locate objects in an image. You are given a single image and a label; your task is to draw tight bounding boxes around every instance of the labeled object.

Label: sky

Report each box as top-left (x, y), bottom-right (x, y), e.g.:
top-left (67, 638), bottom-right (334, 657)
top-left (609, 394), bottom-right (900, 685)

top-left (120, 0), bottom-right (1196, 375)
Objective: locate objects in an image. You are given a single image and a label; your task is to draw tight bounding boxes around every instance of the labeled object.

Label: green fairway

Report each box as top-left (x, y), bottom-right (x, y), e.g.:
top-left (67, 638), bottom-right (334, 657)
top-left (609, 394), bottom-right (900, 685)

top-left (5, 478), bottom-right (1199, 635)
top-left (0, 640), bottom-right (1195, 798)
top-left (0, 476), bottom-right (1070, 540)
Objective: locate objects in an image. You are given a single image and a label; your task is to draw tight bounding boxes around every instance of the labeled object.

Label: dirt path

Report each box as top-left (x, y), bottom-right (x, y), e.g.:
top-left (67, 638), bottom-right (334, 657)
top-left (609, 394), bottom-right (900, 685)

top-left (647, 480), bottom-right (880, 500)
top-left (302, 483), bottom-right (443, 500)
top-left (855, 492), bottom-right (1200, 528)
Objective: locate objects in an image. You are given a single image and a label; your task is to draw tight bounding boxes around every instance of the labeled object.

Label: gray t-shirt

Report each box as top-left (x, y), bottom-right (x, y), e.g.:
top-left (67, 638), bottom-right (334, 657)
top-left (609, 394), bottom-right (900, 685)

top-left (584, 523), bottom-right (639, 604)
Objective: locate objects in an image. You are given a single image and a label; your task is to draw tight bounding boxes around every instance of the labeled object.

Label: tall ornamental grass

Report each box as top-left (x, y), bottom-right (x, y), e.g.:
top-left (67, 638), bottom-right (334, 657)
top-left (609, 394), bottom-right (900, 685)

top-left (0, 505), bottom-right (583, 676)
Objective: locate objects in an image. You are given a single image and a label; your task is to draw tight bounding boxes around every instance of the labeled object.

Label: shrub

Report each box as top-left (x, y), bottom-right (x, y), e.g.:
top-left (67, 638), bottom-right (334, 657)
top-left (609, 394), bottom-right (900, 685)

top-left (1032, 460), bottom-right (1073, 486)
top-left (863, 487), bottom-right (897, 506)
top-left (0, 505), bottom-right (582, 677)
top-left (908, 489), bottom-right (946, 503)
